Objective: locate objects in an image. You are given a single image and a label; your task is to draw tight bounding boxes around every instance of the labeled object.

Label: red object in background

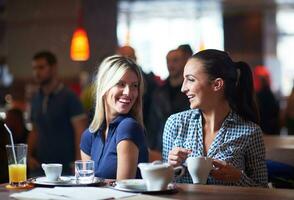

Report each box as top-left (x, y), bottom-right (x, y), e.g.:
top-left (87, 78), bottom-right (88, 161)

top-left (153, 75), bottom-right (165, 87)
top-left (69, 82), bottom-right (81, 97)
top-left (253, 65), bottom-right (271, 92)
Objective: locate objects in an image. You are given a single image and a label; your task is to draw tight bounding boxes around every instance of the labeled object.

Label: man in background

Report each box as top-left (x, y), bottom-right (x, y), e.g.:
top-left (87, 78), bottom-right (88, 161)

top-left (146, 49), bottom-right (190, 159)
top-left (28, 51), bottom-right (87, 176)
top-left (178, 44), bottom-right (193, 61)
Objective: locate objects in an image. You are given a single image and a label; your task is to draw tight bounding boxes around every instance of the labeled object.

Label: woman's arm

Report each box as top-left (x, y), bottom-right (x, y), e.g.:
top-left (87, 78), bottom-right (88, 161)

top-left (81, 150), bottom-right (91, 161)
top-left (116, 140), bottom-right (139, 180)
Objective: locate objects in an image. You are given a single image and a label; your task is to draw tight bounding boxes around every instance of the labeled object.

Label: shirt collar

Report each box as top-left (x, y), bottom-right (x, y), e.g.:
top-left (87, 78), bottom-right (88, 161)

top-left (195, 109), bottom-right (239, 124)
top-left (38, 83), bottom-right (64, 96)
top-left (222, 110), bottom-right (240, 126)
top-left (97, 114), bottom-right (131, 133)
top-left (109, 114), bottom-right (131, 127)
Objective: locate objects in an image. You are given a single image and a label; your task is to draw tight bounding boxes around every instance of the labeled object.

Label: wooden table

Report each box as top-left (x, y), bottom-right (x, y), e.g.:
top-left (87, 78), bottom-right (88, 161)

top-left (263, 135), bottom-right (294, 166)
top-left (263, 136), bottom-right (294, 150)
top-left (1, 183), bottom-right (294, 200)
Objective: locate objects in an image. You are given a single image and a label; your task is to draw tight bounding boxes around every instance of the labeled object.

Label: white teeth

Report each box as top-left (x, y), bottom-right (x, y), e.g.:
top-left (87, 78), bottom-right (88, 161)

top-left (119, 99), bottom-right (131, 103)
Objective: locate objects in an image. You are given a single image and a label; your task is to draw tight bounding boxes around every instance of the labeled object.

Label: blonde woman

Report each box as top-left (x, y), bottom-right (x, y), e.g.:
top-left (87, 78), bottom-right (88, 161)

top-left (80, 55), bottom-right (148, 180)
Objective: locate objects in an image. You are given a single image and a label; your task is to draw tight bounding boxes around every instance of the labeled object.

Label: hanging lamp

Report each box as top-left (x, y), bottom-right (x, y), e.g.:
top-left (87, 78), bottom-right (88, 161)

top-left (70, 5), bottom-right (90, 61)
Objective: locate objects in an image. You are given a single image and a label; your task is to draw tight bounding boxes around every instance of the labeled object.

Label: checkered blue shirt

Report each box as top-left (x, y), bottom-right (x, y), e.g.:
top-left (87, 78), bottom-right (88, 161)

top-left (162, 109), bottom-right (268, 187)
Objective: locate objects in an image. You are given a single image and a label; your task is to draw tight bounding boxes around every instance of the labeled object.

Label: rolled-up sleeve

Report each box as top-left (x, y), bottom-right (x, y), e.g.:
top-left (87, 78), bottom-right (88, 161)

top-left (80, 129), bottom-right (92, 156)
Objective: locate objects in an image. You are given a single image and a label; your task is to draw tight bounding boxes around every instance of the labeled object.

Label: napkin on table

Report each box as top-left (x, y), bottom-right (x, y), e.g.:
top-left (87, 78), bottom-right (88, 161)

top-left (10, 187), bottom-right (137, 200)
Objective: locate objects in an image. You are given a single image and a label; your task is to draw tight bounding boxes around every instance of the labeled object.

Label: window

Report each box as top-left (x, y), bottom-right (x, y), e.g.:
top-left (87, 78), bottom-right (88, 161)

top-left (277, 9), bottom-right (294, 96)
top-left (118, 0), bottom-right (223, 79)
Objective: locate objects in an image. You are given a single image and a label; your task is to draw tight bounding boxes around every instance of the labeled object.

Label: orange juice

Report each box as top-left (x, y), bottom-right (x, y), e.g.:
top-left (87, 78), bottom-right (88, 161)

top-left (8, 164), bottom-right (27, 183)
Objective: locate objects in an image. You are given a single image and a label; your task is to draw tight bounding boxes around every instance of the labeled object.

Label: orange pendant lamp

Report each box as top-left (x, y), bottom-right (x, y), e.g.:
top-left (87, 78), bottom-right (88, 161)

top-left (70, 6), bottom-right (90, 61)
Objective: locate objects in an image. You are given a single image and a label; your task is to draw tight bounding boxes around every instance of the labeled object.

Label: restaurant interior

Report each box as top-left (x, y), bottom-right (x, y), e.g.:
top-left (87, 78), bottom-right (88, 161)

top-left (0, 0), bottom-right (294, 198)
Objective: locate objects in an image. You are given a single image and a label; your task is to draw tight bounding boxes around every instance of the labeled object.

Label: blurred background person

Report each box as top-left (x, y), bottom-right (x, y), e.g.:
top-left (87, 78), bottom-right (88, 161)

top-left (178, 44), bottom-right (193, 61)
top-left (146, 49), bottom-right (190, 160)
top-left (285, 81), bottom-right (294, 134)
top-left (254, 66), bottom-right (280, 135)
top-left (28, 51), bottom-right (87, 176)
top-left (80, 55), bottom-right (148, 180)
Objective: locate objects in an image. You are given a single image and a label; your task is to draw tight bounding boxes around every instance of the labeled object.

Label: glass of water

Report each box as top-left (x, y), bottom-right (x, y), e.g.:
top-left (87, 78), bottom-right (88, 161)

top-left (75, 160), bottom-right (94, 184)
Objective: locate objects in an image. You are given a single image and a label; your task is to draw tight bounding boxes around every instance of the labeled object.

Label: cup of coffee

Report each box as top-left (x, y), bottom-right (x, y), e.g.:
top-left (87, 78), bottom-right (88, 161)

top-left (186, 156), bottom-right (213, 184)
top-left (41, 163), bottom-right (62, 182)
top-left (138, 161), bottom-right (185, 191)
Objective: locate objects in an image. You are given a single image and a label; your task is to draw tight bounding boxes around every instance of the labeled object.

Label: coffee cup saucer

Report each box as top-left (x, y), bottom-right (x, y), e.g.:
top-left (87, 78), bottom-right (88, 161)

top-left (36, 176), bottom-right (71, 184)
top-left (116, 179), bottom-right (146, 190)
top-left (110, 179), bottom-right (177, 194)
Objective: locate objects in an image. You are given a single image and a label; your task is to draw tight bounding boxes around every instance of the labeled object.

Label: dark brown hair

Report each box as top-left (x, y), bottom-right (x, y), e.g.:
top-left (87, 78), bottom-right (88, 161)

top-left (192, 49), bottom-right (259, 124)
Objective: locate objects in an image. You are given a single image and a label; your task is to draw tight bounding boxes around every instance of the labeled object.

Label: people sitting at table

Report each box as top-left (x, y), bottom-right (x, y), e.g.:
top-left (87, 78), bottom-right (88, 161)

top-left (80, 55), bottom-right (149, 180)
top-left (163, 49), bottom-right (268, 187)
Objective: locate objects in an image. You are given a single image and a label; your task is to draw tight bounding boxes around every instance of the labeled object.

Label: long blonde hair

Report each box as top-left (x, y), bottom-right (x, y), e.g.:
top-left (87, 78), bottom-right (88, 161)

top-left (89, 55), bottom-right (144, 133)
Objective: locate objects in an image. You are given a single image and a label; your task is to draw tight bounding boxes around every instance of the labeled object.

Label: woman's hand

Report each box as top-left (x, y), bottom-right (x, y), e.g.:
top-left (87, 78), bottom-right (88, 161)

top-left (168, 147), bottom-right (191, 166)
top-left (211, 160), bottom-right (242, 182)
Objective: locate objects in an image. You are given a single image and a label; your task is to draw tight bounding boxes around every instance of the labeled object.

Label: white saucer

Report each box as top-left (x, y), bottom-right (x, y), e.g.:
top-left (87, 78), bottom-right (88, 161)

top-left (35, 176), bottom-right (71, 184)
top-left (112, 179), bottom-right (177, 193)
top-left (116, 179), bottom-right (146, 190)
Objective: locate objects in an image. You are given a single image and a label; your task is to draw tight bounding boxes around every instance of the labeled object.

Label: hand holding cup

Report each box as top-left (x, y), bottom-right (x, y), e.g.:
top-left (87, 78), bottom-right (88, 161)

top-left (210, 160), bottom-right (242, 182)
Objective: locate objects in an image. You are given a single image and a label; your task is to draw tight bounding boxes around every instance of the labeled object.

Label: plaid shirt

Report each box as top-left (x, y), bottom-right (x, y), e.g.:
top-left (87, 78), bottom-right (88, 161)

top-left (162, 109), bottom-right (268, 187)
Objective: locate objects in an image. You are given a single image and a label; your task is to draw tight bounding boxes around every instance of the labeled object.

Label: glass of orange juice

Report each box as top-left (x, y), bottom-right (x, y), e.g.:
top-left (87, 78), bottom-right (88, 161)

top-left (6, 144), bottom-right (27, 187)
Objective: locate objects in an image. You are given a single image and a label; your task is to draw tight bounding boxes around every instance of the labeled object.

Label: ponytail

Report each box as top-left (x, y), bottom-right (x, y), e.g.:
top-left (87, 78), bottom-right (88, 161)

top-left (234, 61), bottom-right (260, 124)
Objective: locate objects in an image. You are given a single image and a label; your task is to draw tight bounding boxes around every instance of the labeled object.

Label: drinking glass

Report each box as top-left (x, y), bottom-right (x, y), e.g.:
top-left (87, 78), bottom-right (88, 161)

top-left (75, 160), bottom-right (94, 184)
top-left (6, 144), bottom-right (27, 187)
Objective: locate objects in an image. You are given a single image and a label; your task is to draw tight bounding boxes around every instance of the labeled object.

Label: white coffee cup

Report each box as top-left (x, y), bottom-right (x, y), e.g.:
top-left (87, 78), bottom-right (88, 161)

top-left (41, 163), bottom-right (62, 182)
top-left (138, 161), bottom-right (185, 191)
top-left (186, 156), bottom-right (213, 184)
